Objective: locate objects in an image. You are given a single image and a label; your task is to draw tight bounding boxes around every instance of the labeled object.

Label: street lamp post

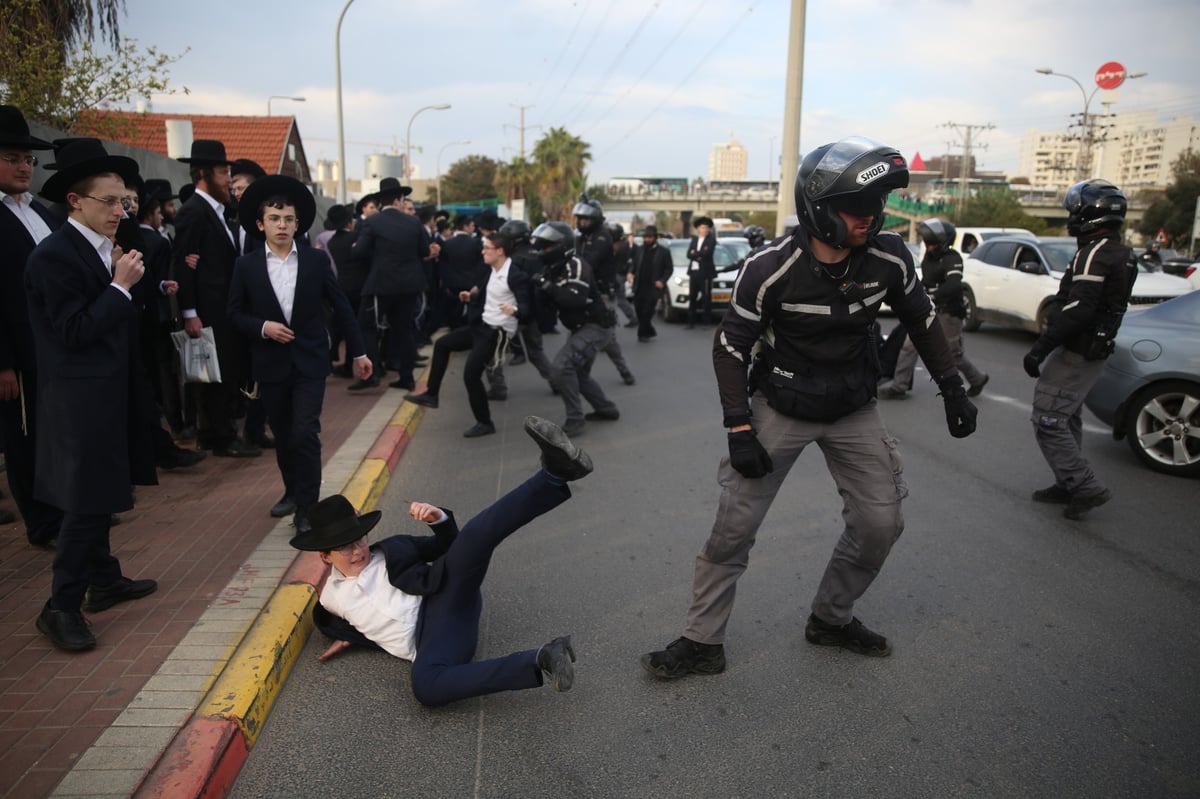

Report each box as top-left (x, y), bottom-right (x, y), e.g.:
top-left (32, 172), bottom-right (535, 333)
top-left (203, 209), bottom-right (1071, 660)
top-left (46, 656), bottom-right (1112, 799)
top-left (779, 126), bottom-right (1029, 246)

top-left (1036, 66), bottom-right (1147, 182)
top-left (436, 139), bottom-right (470, 209)
top-left (267, 95), bottom-right (306, 116)
top-left (404, 104), bottom-right (451, 181)
top-left (334, 0), bottom-right (357, 203)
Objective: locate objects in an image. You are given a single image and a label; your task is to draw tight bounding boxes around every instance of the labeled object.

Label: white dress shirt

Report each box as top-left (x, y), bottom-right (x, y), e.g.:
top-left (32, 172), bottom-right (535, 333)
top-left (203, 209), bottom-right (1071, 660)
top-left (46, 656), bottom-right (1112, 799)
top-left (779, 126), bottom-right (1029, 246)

top-left (319, 550), bottom-right (424, 660)
top-left (264, 242), bottom-right (299, 327)
top-left (2, 192), bottom-right (52, 244)
top-left (65, 217), bottom-right (131, 301)
top-left (482, 258), bottom-right (519, 335)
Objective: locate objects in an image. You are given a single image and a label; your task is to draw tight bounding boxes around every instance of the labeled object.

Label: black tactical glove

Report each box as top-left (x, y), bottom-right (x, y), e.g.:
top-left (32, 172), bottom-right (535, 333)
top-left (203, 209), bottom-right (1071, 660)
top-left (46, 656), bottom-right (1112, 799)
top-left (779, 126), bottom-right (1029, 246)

top-left (1023, 339), bottom-right (1053, 378)
top-left (938, 377), bottom-right (978, 439)
top-left (728, 430), bottom-right (773, 478)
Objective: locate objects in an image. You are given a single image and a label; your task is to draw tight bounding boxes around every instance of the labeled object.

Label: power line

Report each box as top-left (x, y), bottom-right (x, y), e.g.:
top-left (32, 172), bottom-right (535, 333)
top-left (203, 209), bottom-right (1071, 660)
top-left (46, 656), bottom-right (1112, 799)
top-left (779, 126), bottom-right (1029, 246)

top-left (530, 0), bottom-right (591, 109)
top-left (538, 0), bottom-right (615, 124)
top-left (562, 1), bottom-right (663, 127)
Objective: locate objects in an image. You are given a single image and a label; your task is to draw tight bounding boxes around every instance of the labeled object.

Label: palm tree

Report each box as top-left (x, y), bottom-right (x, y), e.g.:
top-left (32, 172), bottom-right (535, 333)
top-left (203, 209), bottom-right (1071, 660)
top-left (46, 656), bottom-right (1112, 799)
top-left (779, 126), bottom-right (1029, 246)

top-left (531, 127), bottom-right (592, 222)
top-left (1, 0), bottom-right (124, 55)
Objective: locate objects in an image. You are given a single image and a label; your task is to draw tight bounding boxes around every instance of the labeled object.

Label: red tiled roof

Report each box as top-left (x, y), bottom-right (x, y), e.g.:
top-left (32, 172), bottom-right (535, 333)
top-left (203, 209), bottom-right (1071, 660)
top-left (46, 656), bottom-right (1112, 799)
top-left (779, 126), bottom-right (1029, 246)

top-left (76, 110), bottom-right (300, 176)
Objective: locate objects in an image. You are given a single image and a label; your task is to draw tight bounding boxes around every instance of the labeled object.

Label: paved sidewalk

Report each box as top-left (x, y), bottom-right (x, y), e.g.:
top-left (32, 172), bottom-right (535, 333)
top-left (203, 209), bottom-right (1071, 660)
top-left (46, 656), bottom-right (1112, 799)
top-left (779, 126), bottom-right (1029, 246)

top-left (0, 370), bottom-right (425, 799)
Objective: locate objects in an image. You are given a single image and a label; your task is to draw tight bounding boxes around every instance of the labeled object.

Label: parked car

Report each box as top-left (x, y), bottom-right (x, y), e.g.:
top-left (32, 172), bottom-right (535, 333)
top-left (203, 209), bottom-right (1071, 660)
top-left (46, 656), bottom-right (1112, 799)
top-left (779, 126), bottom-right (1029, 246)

top-left (962, 236), bottom-right (1193, 334)
top-left (1134, 246), bottom-right (1194, 277)
top-left (660, 237), bottom-right (751, 322)
top-left (952, 226), bottom-right (1036, 255)
top-left (1186, 262), bottom-right (1200, 290)
top-left (1084, 290), bottom-right (1200, 477)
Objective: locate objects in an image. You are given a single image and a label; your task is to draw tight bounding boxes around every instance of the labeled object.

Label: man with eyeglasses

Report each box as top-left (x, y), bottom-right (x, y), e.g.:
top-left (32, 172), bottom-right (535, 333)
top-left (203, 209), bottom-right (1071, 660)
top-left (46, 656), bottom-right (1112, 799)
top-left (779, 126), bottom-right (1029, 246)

top-left (25, 138), bottom-right (160, 651)
top-left (0, 105), bottom-right (64, 549)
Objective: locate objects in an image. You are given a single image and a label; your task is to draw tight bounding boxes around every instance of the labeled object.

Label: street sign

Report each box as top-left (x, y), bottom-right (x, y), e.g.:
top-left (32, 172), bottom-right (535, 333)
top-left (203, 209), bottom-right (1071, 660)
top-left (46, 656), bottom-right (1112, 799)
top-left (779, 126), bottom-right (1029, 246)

top-left (1095, 62), bottom-right (1126, 90)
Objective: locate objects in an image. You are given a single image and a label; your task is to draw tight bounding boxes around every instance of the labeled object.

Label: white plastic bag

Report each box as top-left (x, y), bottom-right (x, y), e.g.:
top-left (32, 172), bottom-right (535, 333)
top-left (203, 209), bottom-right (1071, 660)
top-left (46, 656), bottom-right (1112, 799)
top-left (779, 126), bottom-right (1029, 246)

top-left (170, 327), bottom-right (223, 383)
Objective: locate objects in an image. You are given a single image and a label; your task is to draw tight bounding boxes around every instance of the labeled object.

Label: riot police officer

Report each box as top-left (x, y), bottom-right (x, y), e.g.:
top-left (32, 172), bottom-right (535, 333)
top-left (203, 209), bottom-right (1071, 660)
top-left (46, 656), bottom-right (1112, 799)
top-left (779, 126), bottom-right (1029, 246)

top-left (641, 136), bottom-right (977, 679)
top-left (880, 218), bottom-right (988, 398)
top-left (607, 220), bottom-right (638, 328)
top-left (744, 224), bottom-right (766, 250)
top-left (574, 196), bottom-right (635, 385)
top-left (531, 221), bottom-right (619, 437)
top-left (1023, 179), bottom-right (1137, 521)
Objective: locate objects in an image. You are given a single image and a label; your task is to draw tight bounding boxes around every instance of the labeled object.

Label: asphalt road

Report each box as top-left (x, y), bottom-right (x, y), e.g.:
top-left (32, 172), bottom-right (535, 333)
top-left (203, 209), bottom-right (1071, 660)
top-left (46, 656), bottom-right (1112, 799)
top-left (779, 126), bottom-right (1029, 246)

top-left (232, 316), bottom-right (1200, 799)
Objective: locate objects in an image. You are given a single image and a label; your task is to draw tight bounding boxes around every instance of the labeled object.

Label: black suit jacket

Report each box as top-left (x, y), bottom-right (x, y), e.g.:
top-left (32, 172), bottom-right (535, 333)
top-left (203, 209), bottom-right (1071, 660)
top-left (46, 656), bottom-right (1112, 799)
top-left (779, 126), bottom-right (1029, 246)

top-left (173, 192), bottom-right (240, 325)
top-left (0, 199), bottom-right (60, 373)
top-left (438, 232), bottom-right (486, 293)
top-left (24, 222), bottom-right (157, 513)
top-left (353, 208), bottom-right (430, 296)
top-left (631, 242), bottom-right (674, 296)
top-left (687, 232), bottom-right (717, 279)
top-left (227, 245), bottom-right (366, 383)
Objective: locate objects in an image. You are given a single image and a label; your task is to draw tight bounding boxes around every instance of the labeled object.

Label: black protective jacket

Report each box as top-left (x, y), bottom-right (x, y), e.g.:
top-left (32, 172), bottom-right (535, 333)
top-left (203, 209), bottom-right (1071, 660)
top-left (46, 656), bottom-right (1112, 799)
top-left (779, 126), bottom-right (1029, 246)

top-left (1036, 232), bottom-right (1136, 356)
top-left (538, 255), bottom-right (611, 331)
top-left (920, 248), bottom-right (967, 318)
top-left (576, 228), bottom-right (615, 295)
top-left (713, 230), bottom-right (956, 428)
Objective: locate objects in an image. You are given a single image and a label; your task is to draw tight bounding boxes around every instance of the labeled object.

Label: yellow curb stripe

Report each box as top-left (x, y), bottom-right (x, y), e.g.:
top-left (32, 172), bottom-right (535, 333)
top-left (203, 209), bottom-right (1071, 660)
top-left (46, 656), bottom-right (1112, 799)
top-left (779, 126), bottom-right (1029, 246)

top-left (341, 457), bottom-right (388, 512)
top-left (196, 583), bottom-right (316, 746)
top-left (390, 401), bottom-right (421, 428)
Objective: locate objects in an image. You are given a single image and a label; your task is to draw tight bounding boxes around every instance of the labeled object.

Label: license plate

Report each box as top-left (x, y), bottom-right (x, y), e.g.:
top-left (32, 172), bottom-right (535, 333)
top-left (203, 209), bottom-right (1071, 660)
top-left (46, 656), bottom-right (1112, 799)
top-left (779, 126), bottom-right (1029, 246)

top-left (712, 291), bottom-right (732, 303)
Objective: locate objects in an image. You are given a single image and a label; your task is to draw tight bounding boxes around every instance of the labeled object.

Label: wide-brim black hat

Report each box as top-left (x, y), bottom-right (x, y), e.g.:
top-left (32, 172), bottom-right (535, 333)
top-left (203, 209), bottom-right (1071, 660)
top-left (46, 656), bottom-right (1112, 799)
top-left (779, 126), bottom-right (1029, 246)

top-left (40, 139), bottom-right (140, 203)
top-left (693, 215), bottom-right (714, 229)
top-left (144, 178), bottom-right (177, 201)
top-left (290, 494), bottom-right (382, 551)
top-left (237, 174), bottom-right (317, 235)
top-left (375, 176), bottom-right (412, 202)
top-left (0, 105), bottom-right (53, 150)
top-left (178, 139), bottom-right (232, 166)
top-left (231, 158), bottom-right (267, 180)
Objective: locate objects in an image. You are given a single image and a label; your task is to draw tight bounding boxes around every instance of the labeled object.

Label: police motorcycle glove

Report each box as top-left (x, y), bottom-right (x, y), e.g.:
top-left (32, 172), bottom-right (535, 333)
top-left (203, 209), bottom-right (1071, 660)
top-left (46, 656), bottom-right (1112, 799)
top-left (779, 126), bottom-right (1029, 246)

top-left (728, 429), bottom-right (774, 478)
top-left (1023, 338), bottom-right (1054, 379)
top-left (937, 376), bottom-right (978, 439)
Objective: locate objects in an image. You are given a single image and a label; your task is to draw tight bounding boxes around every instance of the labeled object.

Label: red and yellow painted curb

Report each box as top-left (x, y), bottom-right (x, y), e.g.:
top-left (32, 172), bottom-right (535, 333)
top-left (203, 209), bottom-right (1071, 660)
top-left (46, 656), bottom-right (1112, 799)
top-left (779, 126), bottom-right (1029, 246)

top-left (134, 395), bottom-right (425, 799)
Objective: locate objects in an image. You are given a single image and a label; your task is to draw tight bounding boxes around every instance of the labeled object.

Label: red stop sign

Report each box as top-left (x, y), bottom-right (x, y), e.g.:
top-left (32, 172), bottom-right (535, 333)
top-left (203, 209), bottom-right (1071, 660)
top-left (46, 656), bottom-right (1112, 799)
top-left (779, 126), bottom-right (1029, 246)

top-left (1095, 62), bottom-right (1126, 90)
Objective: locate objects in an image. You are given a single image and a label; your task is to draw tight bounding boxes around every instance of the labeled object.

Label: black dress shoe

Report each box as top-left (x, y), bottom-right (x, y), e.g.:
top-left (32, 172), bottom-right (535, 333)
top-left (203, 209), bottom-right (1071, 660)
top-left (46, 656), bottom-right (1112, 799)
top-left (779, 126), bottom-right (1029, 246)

top-left (294, 511), bottom-right (312, 534)
top-left (270, 495), bottom-right (297, 518)
top-left (28, 535), bottom-right (57, 550)
top-left (213, 440), bottom-right (262, 458)
top-left (347, 378), bottom-right (380, 391)
top-left (462, 422), bottom-right (496, 438)
top-left (82, 576), bottom-right (158, 613)
top-left (523, 416), bottom-right (593, 481)
top-left (37, 602), bottom-right (96, 651)
top-left (389, 377), bottom-right (416, 390)
top-left (585, 409), bottom-right (620, 422)
top-left (173, 425), bottom-right (197, 442)
top-left (405, 392), bottom-right (438, 408)
top-left (158, 447), bottom-right (207, 469)
top-left (248, 434), bottom-right (275, 449)
top-left (536, 635), bottom-right (576, 692)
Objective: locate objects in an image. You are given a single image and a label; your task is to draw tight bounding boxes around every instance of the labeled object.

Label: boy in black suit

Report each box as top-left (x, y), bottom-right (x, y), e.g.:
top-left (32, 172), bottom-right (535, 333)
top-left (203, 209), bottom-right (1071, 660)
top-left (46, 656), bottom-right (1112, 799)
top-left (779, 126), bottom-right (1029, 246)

top-left (227, 176), bottom-right (371, 533)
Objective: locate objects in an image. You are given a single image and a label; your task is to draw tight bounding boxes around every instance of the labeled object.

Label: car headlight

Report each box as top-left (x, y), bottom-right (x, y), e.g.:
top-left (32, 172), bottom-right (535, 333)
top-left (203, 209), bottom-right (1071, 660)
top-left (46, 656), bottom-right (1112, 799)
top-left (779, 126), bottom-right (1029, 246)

top-left (672, 275), bottom-right (687, 287)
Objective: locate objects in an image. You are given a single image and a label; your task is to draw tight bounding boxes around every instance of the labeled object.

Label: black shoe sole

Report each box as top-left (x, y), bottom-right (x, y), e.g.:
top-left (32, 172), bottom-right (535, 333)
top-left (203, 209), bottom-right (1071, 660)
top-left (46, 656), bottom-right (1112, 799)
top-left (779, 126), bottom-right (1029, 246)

top-left (804, 626), bottom-right (893, 657)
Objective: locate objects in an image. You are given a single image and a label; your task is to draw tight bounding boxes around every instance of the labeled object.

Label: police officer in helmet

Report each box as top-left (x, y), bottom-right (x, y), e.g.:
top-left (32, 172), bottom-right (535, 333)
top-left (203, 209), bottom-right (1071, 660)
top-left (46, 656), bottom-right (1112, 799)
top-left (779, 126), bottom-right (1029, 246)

top-left (641, 136), bottom-right (978, 678)
top-left (744, 224), bottom-right (766, 249)
top-left (572, 194), bottom-right (635, 385)
top-left (1023, 179), bottom-right (1136, 520)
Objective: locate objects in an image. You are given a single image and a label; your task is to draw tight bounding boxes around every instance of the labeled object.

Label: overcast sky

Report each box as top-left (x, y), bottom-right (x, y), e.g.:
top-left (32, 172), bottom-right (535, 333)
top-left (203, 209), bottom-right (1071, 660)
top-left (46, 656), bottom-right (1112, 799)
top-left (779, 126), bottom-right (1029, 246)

top-left (117, 0), bottom-right (1200, 185)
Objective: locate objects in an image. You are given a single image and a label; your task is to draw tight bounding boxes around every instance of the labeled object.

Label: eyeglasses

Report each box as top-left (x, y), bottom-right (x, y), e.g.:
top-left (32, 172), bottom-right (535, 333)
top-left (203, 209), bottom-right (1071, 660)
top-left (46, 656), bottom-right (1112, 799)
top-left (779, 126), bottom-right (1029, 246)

top-left (82, 194), bottom-right (134, 211)
top-left (0, 154), bottom-right (38, 167)
top-left (264, 213), bottom-right (298, 226)
top-left (481, 243), bottom-right (498, 251)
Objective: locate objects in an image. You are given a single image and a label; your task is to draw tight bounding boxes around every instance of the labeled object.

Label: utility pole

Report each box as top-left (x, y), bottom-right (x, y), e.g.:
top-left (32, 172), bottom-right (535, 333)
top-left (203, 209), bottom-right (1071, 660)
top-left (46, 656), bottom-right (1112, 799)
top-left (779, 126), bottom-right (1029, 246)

top-left (508, 104), bottom-right (539, 160)
top-left (774, 0), bottom-right (806, 236)
top-left (942, 121), bottom-right (993, 217)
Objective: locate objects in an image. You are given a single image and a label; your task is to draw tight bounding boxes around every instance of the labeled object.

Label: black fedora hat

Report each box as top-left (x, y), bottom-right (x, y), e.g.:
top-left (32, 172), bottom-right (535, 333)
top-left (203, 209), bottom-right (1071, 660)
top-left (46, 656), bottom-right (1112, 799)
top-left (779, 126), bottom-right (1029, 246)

top-left (693, 215), bottom-right (714, 229)
top-left (289, 494), bottom-right (382, 551)
top-left (144, 178), bottom-right (177, 202)
top-left (40, 139), bottom-right (140, 203)
top-left (230, 158), bottom-right (267, 180)
top-left (0, 105), bottom-right (53, 150)
top-left (375, 176), bottom-right (412, 202)
top-left (178, 139), bottom-right (232, 166)
top-left (237, 174), bottom-right (317, 235)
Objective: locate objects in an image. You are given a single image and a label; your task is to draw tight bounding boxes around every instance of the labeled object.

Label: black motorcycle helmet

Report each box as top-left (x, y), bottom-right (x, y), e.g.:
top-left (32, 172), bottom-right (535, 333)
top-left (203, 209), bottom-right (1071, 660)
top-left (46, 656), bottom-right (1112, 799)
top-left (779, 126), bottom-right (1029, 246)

top-left (1064, 178), bottom-right (1126, 236)
top-left (605, 221), bottom-right (625, 240)
top-left (572, 194), bottom-right (604, 234)
top-left (498, 219), bottom-right (532, 246)
top-left (744, 224), bottom-right (766, 248)
top-left (793, 136), bottom-right (909, 248)
top-left (531, 221), bottom-right (576, 267)
top-left (917, 217), bottom-right (956, 252)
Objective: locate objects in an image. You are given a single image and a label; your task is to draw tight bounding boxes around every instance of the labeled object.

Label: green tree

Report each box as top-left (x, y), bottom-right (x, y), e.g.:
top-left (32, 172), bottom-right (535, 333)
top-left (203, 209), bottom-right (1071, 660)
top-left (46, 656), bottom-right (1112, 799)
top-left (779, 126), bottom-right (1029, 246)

top-left (530, 127), bottom-right (591, 222)
top-left (1136, 150), bottom-right (1200, 252)
top-left (1, 0), bottom-right (124, 54)
top-left (954, 189), bottom-right (1051, 234)
top-left (434, 154), bottom-right (498, 205)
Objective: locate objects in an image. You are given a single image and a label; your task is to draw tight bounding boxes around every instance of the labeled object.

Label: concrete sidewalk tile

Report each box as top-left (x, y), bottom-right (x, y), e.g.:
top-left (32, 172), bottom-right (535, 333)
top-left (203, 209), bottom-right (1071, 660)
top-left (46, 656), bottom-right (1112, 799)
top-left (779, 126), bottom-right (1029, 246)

top-left (129, 689), bottom-right (204, 711)
top-left (141, 674), bottom-right (213, 694)
top-left (52, 767), bottom-right (145, 797)
top-left (112, 707), bottom-right (191, 728)
top-left (74, 743), bottom-right (170, 771)
top-left (91, 726), bottom-right (176, 750)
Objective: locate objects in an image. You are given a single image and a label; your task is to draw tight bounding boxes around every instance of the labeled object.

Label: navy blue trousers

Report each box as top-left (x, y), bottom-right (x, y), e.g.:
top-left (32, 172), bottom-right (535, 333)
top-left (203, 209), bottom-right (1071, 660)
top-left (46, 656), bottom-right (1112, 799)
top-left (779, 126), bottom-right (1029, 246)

top-left (259, 374), bottom-right (325, 510)
top-left (52, 512), bottom-right (121, 612)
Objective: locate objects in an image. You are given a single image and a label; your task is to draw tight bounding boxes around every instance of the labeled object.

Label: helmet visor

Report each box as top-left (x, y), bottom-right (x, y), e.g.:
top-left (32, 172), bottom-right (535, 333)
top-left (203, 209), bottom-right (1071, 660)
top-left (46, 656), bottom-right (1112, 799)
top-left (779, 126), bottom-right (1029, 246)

top-left (830, 192), bottom-right (886, 218)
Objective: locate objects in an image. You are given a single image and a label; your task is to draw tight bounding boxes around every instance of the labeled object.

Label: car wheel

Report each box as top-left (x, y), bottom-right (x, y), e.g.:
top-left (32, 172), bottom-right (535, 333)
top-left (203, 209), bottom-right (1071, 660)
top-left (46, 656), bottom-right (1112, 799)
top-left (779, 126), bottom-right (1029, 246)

top-left (661, 289), bottom-right (683, 323)
top-left (962, 286), bottom-right (980, 332)
top-left (1123, 380), bottom-right (1200, 477)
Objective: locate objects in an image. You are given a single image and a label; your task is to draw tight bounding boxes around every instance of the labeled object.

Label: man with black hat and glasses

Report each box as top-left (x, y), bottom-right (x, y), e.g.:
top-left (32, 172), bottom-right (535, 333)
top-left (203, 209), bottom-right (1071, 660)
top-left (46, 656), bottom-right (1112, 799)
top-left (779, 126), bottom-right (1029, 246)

top-left (0, 105), bottom-right (64, 549)
top-left (173, 139), bottom-right (261, 458)
top-left (25, 139), bottom-right (159, 651)
top-left (292, 416), bottom-right (590, 705)
top-left (642, 137), bottom-right (978, 678)
top-left (227, 175), bottom-right (371, 533)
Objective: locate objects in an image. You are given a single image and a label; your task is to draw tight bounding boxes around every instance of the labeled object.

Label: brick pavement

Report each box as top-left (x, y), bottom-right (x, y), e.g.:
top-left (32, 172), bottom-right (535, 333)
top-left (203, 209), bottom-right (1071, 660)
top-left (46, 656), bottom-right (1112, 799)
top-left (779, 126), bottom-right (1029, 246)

top-left (0, 373), bottom-right (418, 799)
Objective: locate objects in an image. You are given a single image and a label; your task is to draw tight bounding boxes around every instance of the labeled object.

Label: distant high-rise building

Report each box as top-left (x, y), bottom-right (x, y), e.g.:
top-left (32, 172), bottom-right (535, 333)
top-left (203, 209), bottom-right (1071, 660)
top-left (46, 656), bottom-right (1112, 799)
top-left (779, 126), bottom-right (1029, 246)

top-left (709, 137), bottom-right (748, 181)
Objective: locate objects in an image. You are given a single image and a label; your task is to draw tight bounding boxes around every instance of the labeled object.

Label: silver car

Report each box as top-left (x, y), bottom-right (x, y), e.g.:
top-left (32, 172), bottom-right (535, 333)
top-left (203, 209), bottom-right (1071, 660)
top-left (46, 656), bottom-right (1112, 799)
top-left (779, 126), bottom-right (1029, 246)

top-left (1084, 290), bottom-right (1200, 477)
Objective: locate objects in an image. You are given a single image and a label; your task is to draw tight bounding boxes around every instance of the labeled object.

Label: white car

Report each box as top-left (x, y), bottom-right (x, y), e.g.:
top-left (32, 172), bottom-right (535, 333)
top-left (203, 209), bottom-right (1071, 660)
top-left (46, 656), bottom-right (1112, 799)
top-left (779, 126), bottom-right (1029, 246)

top-left (962, 236), bottom-right (1193, 334)
top-left (659, 237), bottom-right (751, 322)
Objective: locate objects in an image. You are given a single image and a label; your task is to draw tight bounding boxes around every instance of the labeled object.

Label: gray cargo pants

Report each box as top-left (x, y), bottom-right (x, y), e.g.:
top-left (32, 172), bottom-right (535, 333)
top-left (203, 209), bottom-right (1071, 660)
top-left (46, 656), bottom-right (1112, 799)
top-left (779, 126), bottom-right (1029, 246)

top-left (684, 396), bottom-right (908, 644)
top-left (892, 312), bottom-right (985, 391)
top-left (550, 323), bottom-right (618, 424)
top-left (1031, 347), bottom-right (1107, 496)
